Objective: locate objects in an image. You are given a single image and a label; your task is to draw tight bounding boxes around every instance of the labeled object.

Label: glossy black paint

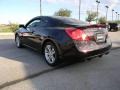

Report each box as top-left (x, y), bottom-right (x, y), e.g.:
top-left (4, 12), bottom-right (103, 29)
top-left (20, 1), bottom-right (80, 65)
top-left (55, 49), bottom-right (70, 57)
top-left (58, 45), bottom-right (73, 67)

top-left (15, 16), bottom-right (111, 59)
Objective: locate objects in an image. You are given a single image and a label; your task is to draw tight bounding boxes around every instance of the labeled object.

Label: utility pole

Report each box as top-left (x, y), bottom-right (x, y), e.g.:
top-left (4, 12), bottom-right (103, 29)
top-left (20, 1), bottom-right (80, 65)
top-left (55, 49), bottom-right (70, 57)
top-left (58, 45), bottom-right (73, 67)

top-left (40, 0), bottom-right (42, 16)
top-left (118, 14), bottom-right (119, 20)
top-left (116, 12), bottom-right (118, 20)
top-left (112, 9), bottom-right (114, 21)
top-left (79, 0), bottom-right (81, 20)
top-left (105, 5), bottom-right (109, 21)
top-left (96, 0), bottom-right (100, 24)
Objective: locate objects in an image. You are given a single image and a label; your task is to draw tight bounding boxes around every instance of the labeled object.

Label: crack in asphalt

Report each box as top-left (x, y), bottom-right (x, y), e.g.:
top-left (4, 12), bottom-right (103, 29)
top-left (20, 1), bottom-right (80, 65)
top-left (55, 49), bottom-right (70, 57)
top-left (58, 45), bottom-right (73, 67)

top-left (0, 48), bottom-right (120, 89)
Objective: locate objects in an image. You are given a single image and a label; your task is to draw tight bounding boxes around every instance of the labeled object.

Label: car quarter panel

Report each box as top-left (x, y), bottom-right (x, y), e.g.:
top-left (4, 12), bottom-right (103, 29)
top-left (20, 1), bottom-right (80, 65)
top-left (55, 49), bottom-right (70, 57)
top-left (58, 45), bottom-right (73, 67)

top-left (40, 27), bottom-right (76, 55)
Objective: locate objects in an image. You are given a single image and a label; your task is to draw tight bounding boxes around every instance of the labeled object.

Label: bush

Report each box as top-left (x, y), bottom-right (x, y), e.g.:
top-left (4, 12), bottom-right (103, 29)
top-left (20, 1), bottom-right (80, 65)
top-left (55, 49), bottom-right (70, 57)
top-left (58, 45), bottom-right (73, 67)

top-left (98, 17), bottom-right (107, 24)
top-left (9, 23), bottom-right (19, 32)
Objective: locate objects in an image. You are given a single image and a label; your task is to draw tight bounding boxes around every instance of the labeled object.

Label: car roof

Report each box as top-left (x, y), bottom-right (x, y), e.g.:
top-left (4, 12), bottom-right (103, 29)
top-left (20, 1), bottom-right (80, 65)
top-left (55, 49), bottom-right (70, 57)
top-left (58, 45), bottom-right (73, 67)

top-left (33, 16), bottom-right (74, 20)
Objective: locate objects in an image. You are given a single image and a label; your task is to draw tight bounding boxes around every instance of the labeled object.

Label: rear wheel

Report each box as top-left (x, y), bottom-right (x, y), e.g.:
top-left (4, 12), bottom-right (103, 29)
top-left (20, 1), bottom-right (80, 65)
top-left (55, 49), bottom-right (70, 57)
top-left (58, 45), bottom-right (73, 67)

top-left (44, 42), bottom-right (59, 66)
top-left (15, 35), bottom-right (22, 48)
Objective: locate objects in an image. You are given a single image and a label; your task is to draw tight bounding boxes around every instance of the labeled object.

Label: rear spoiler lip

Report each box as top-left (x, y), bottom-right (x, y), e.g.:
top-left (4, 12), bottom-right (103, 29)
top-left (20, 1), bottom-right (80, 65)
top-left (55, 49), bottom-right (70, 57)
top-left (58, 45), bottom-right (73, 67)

top-left (75, 24), bottom-right (107, 29)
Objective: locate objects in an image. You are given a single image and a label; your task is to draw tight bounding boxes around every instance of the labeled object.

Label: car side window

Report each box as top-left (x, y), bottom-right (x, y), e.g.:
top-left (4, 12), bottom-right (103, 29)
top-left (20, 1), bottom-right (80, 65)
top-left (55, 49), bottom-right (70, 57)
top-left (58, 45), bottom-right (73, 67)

top-left (39, 19), bottom-right (50, 27)
top-left (26, 19), bottom-right (41, 31)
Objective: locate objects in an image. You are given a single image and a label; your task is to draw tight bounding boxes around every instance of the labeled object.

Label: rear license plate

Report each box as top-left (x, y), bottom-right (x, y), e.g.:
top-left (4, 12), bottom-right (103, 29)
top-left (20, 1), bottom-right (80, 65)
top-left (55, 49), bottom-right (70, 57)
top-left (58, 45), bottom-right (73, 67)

top-left (96, 34), bottom-right (105, 42)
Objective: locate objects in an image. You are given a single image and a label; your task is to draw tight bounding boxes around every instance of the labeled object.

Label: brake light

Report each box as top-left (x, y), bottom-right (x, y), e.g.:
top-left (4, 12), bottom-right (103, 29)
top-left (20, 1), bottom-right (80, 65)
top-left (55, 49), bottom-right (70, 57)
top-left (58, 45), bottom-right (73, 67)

top-left (65, 27), bottom-right (90, 41)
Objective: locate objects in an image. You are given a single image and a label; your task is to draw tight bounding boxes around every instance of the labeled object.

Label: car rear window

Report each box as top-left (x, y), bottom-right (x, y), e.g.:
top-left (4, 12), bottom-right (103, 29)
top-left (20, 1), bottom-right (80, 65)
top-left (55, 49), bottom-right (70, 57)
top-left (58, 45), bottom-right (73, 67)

top-left (54, 17), bottom-right (89, 26)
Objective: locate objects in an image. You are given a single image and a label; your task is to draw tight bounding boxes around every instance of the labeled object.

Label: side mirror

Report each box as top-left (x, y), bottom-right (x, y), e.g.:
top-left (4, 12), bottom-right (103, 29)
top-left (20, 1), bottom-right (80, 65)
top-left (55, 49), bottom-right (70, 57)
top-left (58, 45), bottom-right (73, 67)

top-left (19, 24), bottom-right (25, 28)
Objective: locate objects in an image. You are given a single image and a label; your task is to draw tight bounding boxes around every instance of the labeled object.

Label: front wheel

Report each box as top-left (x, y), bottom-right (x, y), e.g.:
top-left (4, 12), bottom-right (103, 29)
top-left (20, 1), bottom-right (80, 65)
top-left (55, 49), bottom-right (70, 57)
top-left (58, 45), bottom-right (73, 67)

top-left (15, 35), bottom-right (22, 48)
top-left (44, 42), bottom-right (59, 66)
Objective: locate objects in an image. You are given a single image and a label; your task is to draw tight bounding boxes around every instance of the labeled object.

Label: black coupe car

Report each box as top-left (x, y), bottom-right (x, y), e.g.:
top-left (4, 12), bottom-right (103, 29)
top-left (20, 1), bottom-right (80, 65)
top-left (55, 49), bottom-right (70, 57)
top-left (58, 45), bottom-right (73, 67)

top-left (15, 16), bottom-right (112, 66)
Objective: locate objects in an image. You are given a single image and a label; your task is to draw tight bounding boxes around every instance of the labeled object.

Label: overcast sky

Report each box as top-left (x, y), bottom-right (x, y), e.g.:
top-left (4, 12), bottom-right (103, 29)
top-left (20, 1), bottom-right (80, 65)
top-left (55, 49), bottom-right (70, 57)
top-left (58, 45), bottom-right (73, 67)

top-left (0, 0), bottom-right (119, 24)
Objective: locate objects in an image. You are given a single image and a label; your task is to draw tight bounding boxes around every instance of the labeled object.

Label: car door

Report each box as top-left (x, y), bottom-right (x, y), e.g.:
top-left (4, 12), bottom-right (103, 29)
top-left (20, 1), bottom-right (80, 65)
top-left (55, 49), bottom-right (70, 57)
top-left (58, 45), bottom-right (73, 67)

top-left (25, 19), bottom-right (43, 49)
top-left (29, 18), bottom-right (49, 50)
top-left (19, 27), bottom-right (33, 46)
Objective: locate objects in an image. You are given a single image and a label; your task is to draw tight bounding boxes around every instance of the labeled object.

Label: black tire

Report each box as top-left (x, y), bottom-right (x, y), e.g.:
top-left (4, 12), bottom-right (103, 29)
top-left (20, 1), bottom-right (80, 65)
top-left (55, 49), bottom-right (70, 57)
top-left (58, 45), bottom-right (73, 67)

top-left (43, 42), bottom-right (59, 66)
top-left (15, 35), bottom-right (23, 48)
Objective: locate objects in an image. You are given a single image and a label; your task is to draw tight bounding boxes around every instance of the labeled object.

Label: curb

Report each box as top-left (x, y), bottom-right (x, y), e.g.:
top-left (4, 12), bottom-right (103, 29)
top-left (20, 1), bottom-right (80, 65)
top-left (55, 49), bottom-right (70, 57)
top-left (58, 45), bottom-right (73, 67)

top-left (111, 47), bottom-right (120, 50)
top-left (0, 33), bottom-right (14, 35)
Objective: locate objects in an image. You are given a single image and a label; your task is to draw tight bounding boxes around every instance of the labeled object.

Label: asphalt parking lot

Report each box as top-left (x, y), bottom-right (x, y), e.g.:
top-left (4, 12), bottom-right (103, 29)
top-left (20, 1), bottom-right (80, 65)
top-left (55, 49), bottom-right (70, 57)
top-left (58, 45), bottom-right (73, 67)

top-left (0, 32), bottom-right (120, 90)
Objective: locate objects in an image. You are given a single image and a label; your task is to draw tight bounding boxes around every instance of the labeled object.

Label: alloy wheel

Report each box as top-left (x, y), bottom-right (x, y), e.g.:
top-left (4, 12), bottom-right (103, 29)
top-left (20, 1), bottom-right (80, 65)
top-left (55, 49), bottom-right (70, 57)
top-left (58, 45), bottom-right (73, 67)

top-left (44, 44), bottom-right (56, 64)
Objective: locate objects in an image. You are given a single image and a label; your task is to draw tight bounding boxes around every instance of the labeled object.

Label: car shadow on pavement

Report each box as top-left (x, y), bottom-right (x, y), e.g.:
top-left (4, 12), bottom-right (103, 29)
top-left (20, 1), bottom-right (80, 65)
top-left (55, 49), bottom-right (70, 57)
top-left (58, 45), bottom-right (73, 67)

top-left (0, 39), bottom-right (84, 65)
top-left (0, 38), bottom-right (100, 89)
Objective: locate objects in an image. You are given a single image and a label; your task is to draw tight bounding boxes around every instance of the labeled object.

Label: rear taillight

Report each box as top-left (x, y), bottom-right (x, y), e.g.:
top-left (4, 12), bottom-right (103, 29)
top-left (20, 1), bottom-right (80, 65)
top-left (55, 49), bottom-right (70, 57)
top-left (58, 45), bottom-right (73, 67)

top-left (65, 27), bottom-right (90, 41)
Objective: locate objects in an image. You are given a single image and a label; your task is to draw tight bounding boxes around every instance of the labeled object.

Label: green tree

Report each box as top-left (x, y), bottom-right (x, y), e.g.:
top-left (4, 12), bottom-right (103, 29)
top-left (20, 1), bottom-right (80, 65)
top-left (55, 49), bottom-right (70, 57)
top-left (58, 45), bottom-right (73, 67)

top-left (86, 11), bottom-right (98, 23)
top-left (98, 17), bottom-right (107, 24)
top-left (114, 20), bottom-right (120, 24)
top-left (54, 8), bottom-right (72, 17)
top-left (108, 20), bottom-right (120, 24)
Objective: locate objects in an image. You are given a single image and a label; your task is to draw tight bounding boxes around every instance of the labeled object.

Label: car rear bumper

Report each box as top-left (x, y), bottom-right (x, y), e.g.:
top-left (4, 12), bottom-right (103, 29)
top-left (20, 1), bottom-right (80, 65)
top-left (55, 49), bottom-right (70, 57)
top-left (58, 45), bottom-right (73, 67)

top-left (80, 45), bottom-right (111, 59)
top-left (62, 44), bottom-right (111, 59)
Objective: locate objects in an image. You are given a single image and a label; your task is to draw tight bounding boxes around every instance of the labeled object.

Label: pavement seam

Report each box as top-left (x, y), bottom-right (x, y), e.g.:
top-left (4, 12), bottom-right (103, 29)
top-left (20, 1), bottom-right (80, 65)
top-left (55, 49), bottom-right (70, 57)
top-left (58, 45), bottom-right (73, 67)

top-left (0, 47), bottom-right (120, 89)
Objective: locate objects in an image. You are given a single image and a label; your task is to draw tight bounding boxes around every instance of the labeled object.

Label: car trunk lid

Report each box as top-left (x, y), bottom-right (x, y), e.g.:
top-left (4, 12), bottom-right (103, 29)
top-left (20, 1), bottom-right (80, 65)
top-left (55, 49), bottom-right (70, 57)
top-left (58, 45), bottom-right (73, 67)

top-left (65, 24), bottom-right (110, 53)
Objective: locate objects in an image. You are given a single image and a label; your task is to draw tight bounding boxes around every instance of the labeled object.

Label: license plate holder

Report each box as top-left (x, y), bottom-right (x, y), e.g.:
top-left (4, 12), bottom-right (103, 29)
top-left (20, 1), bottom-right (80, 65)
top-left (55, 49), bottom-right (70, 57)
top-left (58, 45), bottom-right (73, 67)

top-left (96, 33), bottom-right (105, 43)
